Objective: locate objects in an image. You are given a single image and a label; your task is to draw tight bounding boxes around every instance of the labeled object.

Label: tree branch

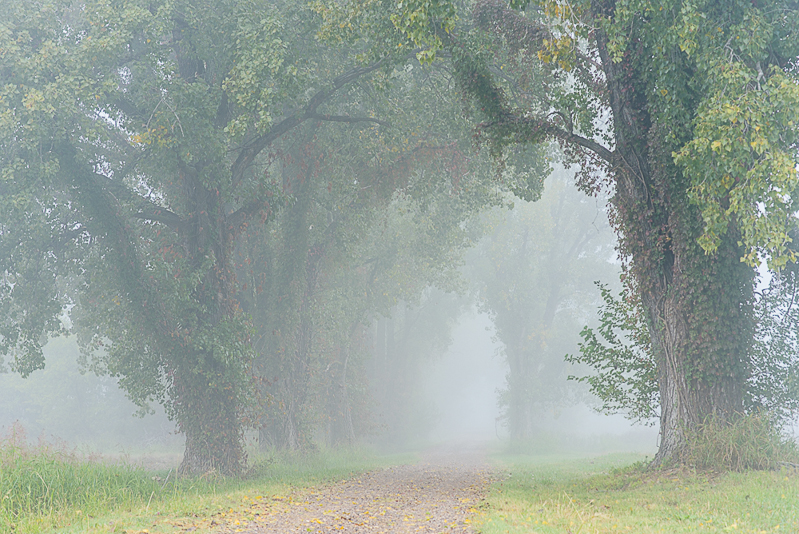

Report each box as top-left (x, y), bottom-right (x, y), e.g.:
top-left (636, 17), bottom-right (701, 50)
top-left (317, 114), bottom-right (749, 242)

top-left (481, 115), bottom-right (617, 166)
top-left (88, 171), bottom-right (184, 232)
top-left (542, 122), bottom-right (616, 165)
top-left (131, 207), bottom-right (183, 231)
top-left (230, 57), bottom-right (391, 189)
top-left (308, 113), bottom-right (390, 127)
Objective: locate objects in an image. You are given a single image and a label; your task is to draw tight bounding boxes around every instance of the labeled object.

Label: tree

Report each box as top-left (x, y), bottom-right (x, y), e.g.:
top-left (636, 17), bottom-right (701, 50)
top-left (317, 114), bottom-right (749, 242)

top-left (0, 0), bottom-right (399, 474)
top-left (345, 0), bottom-right (799, 463)
top-left (468, 169), bottom-right (618, 438)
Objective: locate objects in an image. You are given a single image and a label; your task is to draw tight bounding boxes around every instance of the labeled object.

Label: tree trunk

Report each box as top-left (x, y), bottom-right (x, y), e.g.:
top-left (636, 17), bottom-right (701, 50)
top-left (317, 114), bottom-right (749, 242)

top-left (257, 144), bottom-right (318, 451)
top-left (177, 364), bottom-right (244, 476)
top-left (645, 216), bottom-right (753, 464)
top-left (595, 29), bottom-right (755, 464)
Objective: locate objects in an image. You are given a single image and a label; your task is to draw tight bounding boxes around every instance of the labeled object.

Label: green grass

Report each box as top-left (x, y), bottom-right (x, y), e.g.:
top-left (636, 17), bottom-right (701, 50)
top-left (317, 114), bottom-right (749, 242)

top-left (12, 423), bottom-right (799, 534)
top-left (478, 451), bottom-right (799, 534)
top-left (1, 425), bottom-right (411, 534)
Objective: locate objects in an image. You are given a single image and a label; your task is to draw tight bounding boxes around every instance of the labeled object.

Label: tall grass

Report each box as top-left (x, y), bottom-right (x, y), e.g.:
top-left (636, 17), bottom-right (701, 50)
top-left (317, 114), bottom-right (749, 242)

top-left (0, 424), bottom-right (406, 534)
top-left (0, 423), bottom-right (161, 533)
top-left (681, 412), bottom-right (799, 471)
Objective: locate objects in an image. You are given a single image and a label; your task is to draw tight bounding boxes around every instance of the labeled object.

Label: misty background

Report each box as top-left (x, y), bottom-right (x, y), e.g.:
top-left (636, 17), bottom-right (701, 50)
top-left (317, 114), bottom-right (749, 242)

top-left (1, 170), bottom-right (658, 459)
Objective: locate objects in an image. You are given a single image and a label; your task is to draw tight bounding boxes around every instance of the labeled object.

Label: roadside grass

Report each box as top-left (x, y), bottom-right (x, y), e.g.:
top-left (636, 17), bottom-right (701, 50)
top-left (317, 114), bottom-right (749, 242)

top-left (1, 426), bottom-right (410, 534)
top-left (479, 451), bottom-right (799, 533)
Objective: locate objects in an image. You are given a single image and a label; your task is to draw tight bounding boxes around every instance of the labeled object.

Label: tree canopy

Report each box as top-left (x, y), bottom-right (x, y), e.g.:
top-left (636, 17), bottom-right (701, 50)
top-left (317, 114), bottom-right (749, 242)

top-left (5, 0), bottom-right (799, 471)
top-left (0, 0), bottom-right (539, 472)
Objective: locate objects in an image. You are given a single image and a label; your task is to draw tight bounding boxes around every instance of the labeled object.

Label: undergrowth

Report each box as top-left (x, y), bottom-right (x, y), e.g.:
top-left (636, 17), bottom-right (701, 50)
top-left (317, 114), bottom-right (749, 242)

top-left (0, 422), bottom-right (402, 534)
top-left (0, 422), bottom-right (161, 533)
top-left (681, 412), bottom-right (799, 471)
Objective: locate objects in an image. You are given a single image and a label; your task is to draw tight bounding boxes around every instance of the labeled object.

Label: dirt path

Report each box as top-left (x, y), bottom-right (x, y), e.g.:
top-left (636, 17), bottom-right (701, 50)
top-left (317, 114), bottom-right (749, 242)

top-left (237, 442), bottom-right (494, 533)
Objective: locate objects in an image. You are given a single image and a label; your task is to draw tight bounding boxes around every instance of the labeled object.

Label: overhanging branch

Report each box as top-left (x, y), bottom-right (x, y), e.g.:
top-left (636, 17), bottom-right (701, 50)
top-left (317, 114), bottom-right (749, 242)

top-left (481, 115), bottom-right (617, 166)
top-left (308, 113), bottom-right (390, 127)
top-left (230, 57), bottom-right (392, 189)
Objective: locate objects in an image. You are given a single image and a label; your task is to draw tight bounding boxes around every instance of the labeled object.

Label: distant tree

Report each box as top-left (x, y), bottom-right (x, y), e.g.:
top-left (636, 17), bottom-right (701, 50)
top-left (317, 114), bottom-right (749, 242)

top-left (468, 170), bottom-right (617, 438)
top-left (234, 56), bottom-right (535, 449)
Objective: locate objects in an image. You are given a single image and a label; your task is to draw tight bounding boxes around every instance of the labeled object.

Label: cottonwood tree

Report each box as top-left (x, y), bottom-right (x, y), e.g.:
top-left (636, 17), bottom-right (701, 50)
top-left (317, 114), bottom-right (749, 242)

top-left (331, 0), bottom-right (799, 463)
top-left (0, 0), bottom-right (400, 474)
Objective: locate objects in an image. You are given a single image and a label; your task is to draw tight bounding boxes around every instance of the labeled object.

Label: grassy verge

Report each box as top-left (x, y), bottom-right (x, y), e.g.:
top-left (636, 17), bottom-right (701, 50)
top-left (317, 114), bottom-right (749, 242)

top-left (478, 452), bottom-right (799, 533)
top-left (1, 426), bottom-right (410, 534)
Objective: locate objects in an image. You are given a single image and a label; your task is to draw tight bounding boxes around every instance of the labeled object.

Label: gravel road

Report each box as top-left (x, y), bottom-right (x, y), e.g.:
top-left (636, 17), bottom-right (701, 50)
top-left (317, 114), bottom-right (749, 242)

top-left (238, 442), bottom-right (494, 534)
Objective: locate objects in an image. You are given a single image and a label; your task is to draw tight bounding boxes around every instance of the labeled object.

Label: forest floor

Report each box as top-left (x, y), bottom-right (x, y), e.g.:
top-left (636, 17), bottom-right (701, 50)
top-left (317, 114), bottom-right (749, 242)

top-left (220, 441), bottom-right (494, 534)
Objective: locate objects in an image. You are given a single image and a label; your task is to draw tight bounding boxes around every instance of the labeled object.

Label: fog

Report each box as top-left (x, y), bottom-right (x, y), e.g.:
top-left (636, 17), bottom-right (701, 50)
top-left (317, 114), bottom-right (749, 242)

top-left (1, 182), bottom-right (658, 462)
top-left (420, 309), bottom-right (657, 455)
top-left (421, 309), bottom-right (505, 443)
top-left (0, 309), bottom-right (656, 460)
top-left (0, 337), bottom-right (182, 457)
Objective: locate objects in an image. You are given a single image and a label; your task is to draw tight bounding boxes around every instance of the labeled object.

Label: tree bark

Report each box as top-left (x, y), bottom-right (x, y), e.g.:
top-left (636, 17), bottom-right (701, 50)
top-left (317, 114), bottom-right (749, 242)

top-left (594, 28), bottom-right (755, 465)
top-left (177, 362), bottom-right (244, 476)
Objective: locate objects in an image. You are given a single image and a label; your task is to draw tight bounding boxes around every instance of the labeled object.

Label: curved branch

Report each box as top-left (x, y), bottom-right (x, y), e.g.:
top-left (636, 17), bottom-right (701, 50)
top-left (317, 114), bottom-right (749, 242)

top-left (308, 113), bottom-right (390, 127)
top-left (542, 121), bottom-right (615, 164)
top-left (481, 115), bottom-right (617, 165)
top-left (230, 57), bottom-right (392, 189)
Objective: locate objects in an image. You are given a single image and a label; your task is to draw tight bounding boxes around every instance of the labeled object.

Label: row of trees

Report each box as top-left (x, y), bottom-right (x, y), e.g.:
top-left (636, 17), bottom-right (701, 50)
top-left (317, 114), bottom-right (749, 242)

top-left (0, 0), bottom-right (538, 473)
top-left (4, 0), bottom-right (799, 471)
top-left (371, 0), bottom-right (799, 464)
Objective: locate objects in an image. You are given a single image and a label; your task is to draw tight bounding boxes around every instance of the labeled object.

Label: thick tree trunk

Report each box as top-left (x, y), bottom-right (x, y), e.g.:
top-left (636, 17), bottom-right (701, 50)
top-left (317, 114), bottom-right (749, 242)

top-left (594, 27), bottom-right (755, 465)
top-left (177, 367), bottom-right (244, 475)
top-left (645, 219), bottom-right (753, 465)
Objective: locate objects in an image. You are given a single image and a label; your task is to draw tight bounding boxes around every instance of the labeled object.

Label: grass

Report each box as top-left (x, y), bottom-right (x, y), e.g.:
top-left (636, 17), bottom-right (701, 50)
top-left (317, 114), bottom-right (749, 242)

top-left (681, 413), bottom-right (799, 471)
top-left (1, 423), bottom-right (411, 534)
top-left (478, 451), bottom-right (799, 534)
top-left (8, 417), bottom-right (799, 534)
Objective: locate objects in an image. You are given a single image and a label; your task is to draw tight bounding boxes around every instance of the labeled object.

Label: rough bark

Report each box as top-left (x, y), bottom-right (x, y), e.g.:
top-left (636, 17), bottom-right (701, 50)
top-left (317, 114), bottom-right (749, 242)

top-left (177, 364), bottom-right (244, 476)
top-left (594, 24), bottom-right (754, 464)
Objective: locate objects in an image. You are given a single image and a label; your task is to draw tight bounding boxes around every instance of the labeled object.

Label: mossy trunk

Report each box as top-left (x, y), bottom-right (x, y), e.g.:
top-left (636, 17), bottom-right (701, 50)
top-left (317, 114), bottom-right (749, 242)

top-left (177, 365), bottom-right (245, 476)
top-left (596, 29), bottom-right (755, 465)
